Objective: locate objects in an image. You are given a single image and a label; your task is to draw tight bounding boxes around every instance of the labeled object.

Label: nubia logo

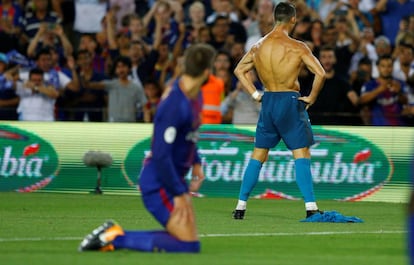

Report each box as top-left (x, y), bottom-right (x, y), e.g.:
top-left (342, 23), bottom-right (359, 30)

top-left (0, 125), bottom-right (59, 192)
top-left (1, 146), bottom-right (46, 177)
top-left (123, 125), bottom-right (392, 200)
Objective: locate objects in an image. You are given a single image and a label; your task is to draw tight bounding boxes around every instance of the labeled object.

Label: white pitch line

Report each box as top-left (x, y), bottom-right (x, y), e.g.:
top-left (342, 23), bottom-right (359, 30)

top-left (200, 230), bottom-right (406, 237)
top-left (0, 230), bottom-right (406, 243)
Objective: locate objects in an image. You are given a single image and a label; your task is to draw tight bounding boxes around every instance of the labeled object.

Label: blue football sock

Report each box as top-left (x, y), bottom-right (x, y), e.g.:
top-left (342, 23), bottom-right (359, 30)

top-left (294, 158), bottom-right (315, 203)
top-left (238, 159), bottom-right (262, 201)
top-left (112, 230), bottom-right (200, 253)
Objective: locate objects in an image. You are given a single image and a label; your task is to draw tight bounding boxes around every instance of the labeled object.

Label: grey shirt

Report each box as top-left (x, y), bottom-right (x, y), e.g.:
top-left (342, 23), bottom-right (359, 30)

top-left (104, 79), bottom-right (146, 122)
top-left (221, 90), bottom-right (261, 125)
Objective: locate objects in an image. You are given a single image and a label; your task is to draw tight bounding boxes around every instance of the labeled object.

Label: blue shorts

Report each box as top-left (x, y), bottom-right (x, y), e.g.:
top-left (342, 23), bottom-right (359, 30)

top-left (255, 91), bottom-right (314, 150)
top-left (139, 162), bottom-right (174, 227)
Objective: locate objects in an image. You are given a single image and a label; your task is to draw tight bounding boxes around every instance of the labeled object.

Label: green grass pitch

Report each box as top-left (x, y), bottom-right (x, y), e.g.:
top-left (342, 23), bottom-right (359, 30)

top-left (0, 192), bottom-right (408, 265)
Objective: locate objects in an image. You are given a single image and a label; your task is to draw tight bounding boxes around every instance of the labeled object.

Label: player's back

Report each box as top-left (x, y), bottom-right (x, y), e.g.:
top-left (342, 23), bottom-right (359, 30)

top-left (252, 31), bottom-right (304, 92)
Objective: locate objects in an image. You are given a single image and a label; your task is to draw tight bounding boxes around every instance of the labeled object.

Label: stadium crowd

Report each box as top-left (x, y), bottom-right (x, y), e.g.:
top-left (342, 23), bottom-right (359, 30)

top-left (0, 0), bottom-right (413, 125)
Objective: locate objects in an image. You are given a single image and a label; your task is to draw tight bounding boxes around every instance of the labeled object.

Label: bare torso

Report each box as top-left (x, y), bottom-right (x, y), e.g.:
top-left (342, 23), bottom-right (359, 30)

top-left (252, 30), bottom-right (305, 92)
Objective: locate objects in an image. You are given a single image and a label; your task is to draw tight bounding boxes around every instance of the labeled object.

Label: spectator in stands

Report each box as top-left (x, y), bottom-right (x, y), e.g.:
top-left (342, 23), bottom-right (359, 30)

top-left (127, 40), bottom-right (145, 89)
top-left (308, 46), bottom-right (361, 125)
top-left (213, 49), bottom-right (233, 73)
top-left (245, 15), bottom-right (274, 52)
top-left (213, 50), bottom-right (236, 95)
top-left (402, 72), bottom-right (414, 125)
top-left (294, 0), bottom-right (319, 21)
top-left (51, 0), bottom-right (76, 47)
top-left (244, 0), bottom-right (274, 38)
top-left (321, 20), bottom-right (359, 80)
top-left (221, 72), bottom-right (262, 125)
top-left (359, 0), bottom-right (377, 14)
top-left (154, 20), bottom-right (187, 87)
top-left (349, 27), bottom-right (377, 75)
top-left (78, 33), bottom-right (108, 75)
top-left (26, 22), bottom-right (73, 62)
top-left (142, 79), bottom-right (162, 123)
top-left (372, 35), bottom-right (393, 78)
top-left (393, 42), bottom-right (414, 124)
top-left (0, 0), bottom-right (23, 53)
top-left (25, 47), bottom-right (79, 120)
top-left (318, 0), bottom-right (337, 22)
top-left (201, 73), bottom-right (225, 124)
top-left (115, 32), bottom-right (133, 55)
top-left (69, 49), bottom-right (107, 122)
top-left (73, 0), bottom-right (108, 46)
top-left (153, 42), bottom-right (175, 87)
top-left (375, 0), bottom-right (414, 47)
top-left (109, 0), bottom-right (135, 31)
top-left (194, 25), bottom-right (211, 44)
top-left (20, 0), bottom-right (62, 48)
top-left (15, 67), bottom-right (59, 121)
top-left (20, 47), bottom-right (79, 99)
top-left (233, 0), bottom-right (255, 21)
top-left (336, 14), bottom-right (360, 48)
top-left (215, 68), bottom-right (234, 97)
top-left (129, 40), bottom-right (159, 88)
top-left (208, 13), bottom-right (246, 52)
top-left (229, 40), bottom-right (245, 68)
top-left (395, 16), bottom-right (414, 49)
top-left (106, 9), bottom-right (130, 58)
top-left (187, 1), bottom-right (206, 42)
top-left (308, 19), bottom-right (324, 56)
top-left (208, 15), bottom-right (230, 50)
top-left (347, 0), bottom-right (374, 30)
top-left (83, 56), bottom-right (146, 122)
top-left (143, 0), bottom-right (182, 50)
top-left (127, 14), bottom-right (150, 49)
top-left (206, 0), bottom-right (240, 24)
top-left (350, 56), bottom-right (374, 96)
top-left (94, 11), bottom-right (111, 63)
top-left (292, 15), bottom-right (313, 41)
top-left (0, 53), bottom-right (19, 120)
top-left (350, 57), bottom-right (375, 125)
top-left (392, 42), bottom-right (414, 82)
top-left (360, 55), bottom-right (408, 125)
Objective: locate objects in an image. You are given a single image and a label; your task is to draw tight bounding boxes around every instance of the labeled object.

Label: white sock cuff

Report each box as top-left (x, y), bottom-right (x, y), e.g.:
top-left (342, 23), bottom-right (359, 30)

top-left (305, 202), bottom-right (318, 211)
top-left (236, 200), bottom-right (247, 210)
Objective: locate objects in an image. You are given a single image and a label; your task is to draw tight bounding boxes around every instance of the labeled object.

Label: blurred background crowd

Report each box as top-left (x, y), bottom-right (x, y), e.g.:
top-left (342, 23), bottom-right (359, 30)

top-left (0, 0), bottom-right (412, 125)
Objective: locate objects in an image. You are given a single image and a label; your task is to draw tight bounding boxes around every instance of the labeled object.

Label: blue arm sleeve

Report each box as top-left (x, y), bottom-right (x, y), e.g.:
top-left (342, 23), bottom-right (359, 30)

top-left (151, 104), bottom-right (188, 196)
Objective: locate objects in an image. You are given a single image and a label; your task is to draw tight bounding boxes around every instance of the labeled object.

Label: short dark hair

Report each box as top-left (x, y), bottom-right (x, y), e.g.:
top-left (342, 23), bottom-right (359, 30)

top-left (358, 57), bottom-right (372, 66)
top-left (183, 44), bottom-right (216, 77)
top-left (399, 42), bottom-right (414, 53)
top-left (29, 67), bottom-right (44, 78)
top-left (377, 55), bottom-right (393, 65)
top-left (215, 49), bottom-right (231, 60)
top-left (319, 45), bottom-right (335, 54)
top-left (113, 56), bottom-right (132, 69)
top-left (274, 2), bottom-right (296, 23)
top-left (75, 49), bottom-right (91, 60)
top-left (212, 15), bottom-right (229, 26)
top-left (35, 47), bottom-right (52, 61)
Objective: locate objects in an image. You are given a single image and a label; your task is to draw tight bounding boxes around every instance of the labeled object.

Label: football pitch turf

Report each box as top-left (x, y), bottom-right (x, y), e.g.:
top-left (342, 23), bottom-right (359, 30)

top-left (0, 192), bottom-right (408, 265)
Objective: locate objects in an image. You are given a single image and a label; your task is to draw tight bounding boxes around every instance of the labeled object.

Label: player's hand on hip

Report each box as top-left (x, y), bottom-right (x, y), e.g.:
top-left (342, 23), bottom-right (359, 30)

top-left (298, 96), bottom-right (315, 110)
